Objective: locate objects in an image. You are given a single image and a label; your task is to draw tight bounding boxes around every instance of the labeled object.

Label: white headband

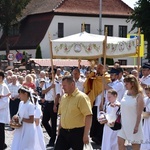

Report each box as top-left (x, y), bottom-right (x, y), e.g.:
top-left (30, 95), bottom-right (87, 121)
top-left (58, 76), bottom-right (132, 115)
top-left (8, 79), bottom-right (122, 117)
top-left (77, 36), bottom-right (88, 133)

top-left (19, 86), bottom-right (31, 93)
top-left (19, 86), bottom-right (34, 100)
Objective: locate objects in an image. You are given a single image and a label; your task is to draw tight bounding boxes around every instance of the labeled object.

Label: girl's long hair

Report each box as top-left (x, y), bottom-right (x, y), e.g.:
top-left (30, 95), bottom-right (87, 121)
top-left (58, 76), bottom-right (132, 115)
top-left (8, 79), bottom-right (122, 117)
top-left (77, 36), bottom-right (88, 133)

top-left (124, 74), bottom-right (143, 96)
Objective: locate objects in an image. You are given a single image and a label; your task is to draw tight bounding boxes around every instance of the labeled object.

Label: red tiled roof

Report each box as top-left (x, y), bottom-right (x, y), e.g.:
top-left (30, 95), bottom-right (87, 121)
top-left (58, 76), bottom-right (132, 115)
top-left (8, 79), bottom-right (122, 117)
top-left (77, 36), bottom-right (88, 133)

top-left (21, 0), bottom-right (132, 19)
top-left (55, 0), bottom-right (132, 17)
top-left (31, 59), bottom-right (90, 67)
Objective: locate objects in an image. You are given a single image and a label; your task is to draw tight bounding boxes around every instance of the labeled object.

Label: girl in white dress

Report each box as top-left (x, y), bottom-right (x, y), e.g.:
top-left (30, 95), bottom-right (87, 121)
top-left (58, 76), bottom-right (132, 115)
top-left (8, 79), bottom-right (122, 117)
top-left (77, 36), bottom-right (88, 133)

top-left (118, 75), bottom-right (144, 150)
top-left (11, 86), bottom-right (40, 150)
top-left (33, 93), bottom-right (46, 150)
top-left (141, 86), bottom-right (150, 150)
top-left (99, 89), bottom-right (120, 150)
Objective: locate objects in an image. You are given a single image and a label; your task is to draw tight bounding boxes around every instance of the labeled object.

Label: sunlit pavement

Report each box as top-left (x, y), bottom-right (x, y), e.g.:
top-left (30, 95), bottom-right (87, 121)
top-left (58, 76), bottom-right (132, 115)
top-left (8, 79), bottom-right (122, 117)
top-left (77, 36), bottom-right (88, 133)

top-left (5, 124), bottom-right (132, 150)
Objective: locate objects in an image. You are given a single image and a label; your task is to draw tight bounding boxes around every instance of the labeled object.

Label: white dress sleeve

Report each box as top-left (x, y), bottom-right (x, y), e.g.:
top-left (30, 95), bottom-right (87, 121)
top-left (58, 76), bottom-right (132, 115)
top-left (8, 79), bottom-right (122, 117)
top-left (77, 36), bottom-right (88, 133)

top-left (28, 103), bottom-right (35, 116)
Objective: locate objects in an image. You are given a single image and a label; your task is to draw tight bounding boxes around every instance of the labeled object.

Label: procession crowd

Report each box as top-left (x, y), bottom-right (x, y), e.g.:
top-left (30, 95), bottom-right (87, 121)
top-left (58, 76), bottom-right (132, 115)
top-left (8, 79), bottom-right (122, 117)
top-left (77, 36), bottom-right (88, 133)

top-left (0, 61), bottom-right (150, 150)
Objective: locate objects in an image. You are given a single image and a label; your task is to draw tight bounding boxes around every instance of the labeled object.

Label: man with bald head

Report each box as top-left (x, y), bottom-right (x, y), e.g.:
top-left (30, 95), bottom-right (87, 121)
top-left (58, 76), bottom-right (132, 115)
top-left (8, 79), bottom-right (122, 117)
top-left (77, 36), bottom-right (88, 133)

top-left (84, 64), bottom-right (111, 145)
top-left (96, 64), bottom-right (104, 76)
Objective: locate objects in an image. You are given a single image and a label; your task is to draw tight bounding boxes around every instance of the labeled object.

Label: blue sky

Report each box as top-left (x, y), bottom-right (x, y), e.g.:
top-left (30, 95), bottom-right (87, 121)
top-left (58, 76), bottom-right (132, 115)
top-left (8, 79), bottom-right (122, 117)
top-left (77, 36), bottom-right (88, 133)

top-left (122, 0), bottom-right (138, 9)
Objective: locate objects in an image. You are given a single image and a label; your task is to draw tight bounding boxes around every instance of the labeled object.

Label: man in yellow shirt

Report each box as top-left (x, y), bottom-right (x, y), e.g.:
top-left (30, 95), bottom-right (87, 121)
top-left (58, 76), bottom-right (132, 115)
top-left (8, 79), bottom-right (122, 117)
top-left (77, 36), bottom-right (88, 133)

top-left (54, 75), bottom-right (92, 150)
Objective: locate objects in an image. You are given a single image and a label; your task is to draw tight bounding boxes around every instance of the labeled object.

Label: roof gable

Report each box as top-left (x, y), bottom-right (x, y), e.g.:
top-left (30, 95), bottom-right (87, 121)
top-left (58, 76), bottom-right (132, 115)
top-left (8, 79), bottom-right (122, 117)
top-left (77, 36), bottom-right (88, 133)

top-left (21, 0), bottom-right (132, 18)
top-left (20, 0), bottom-right (62, 19)
top-left (54, 0), bottom-right (133, 17)
top-left (0, 13), bottom-right (54, 50)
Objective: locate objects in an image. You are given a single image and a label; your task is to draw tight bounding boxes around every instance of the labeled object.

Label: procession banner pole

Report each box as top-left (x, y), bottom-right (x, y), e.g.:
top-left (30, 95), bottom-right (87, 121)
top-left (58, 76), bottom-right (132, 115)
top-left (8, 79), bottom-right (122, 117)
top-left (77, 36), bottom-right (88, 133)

top-left (100, 27), bottom-right (107, 111)
top-left (78, 23), bottom-right (85, 69)
top-left (137, 28), bottom-right (141, 80)
top-left (48, 33), bottom-right (55, 83)
top-left (78, 59), bottom-right (81, 69)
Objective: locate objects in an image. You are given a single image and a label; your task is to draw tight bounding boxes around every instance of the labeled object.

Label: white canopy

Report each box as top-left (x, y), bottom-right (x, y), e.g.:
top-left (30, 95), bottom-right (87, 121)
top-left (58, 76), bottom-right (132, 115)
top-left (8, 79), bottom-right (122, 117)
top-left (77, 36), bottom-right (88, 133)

top-left (52, 32), bottom-right (137, 59)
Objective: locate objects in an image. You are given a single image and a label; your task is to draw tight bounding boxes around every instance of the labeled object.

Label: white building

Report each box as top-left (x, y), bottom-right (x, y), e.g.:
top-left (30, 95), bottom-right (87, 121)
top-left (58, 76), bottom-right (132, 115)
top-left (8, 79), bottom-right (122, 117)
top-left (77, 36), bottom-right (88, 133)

top-left (0, 0), bottom-right (138, 66)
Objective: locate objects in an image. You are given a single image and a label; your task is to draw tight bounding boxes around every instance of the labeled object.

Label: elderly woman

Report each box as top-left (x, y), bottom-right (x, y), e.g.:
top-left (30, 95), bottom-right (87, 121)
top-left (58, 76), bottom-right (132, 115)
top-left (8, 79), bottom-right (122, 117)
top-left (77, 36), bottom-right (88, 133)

top-left (23, 74), bottom-right (35, 90)
top-left (118, 74), bottom-right (144, 150)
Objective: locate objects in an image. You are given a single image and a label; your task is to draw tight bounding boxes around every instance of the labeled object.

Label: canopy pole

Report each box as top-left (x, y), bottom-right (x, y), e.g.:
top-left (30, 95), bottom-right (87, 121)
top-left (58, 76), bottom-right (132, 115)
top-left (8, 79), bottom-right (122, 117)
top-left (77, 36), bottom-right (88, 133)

top-left (137, 28), bottom-right (141, 80)
top-left (81, 22), bottom-right (85, 32)
top-left (78, 59), bottom-right (81, 69)
top-left (100, 27), bottom-right (107, 111)
top-left (48, 33), bottom-right (55, 83)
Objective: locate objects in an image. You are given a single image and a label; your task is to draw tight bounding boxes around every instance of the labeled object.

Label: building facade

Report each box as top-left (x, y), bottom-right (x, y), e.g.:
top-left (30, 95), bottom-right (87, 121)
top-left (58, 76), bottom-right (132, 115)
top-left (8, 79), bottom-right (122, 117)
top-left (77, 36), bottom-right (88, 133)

top-left (0, 0), bottom-right (138, 66)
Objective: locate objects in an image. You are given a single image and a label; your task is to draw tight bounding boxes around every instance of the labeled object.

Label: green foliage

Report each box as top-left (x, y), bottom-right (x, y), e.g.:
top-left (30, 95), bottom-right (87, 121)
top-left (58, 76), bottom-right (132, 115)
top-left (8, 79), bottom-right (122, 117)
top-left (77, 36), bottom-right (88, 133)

top-left (21, 50), bottom-right (27, 64)
top-left (35, 45), bottom-right (42, 58)
top-left (0, 0), bottom-right (30, 58)
top-left (127, 0), bottom-right (150, 58)
top-left (23, 51), bottom-right (26, 55)
top-left (0, 0), bottom-right (31, 35)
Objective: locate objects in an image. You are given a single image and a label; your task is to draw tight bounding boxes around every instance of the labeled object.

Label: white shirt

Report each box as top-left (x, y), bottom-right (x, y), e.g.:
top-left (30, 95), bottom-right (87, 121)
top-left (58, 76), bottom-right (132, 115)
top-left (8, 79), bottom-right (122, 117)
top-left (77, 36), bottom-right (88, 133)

top-left (0, 82), bottom-right (11, 123)
top-left (75, 77), bottom-right (85, 92)
top-left (140, 75), bottom-right (150, 86)
top-left (107, 80), bottom-right (125, 102)
top-left (94, 93), bottom-right (103, 118)
top-left (42, 81), bottom-right (61, 101)
top-left (8, 83), bottom-right (21, 98)
top-left (119, 76), bottom-right (124, 83)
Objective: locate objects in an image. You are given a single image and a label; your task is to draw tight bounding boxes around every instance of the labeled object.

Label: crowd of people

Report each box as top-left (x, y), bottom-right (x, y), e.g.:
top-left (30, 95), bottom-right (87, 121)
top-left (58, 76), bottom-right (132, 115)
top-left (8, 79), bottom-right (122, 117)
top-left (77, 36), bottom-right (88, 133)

top-left (0, 61), bottom-right (150, 150)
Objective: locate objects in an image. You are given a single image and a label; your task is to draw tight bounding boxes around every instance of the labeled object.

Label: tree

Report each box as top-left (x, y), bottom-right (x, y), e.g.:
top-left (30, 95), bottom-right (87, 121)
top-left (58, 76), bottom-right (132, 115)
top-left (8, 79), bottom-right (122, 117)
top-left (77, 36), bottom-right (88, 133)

top-left (35, 45), bottom-right (42, 58)
top-left (0, 0), bottom-right (31, 56)
top-left (127, 0), bottom-right (150, 58)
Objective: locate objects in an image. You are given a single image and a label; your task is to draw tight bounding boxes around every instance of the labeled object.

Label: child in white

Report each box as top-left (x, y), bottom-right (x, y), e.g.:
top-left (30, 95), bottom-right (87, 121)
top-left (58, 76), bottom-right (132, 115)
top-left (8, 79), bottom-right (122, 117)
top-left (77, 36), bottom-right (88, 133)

top-left (99, 89), bottom-right (120, 150)
top-left (33, 93), bottom-right (46, 150)
top-left (11, 86), bottom-right (40, 150)
top-left (141, 87), bottom-right (150, 150)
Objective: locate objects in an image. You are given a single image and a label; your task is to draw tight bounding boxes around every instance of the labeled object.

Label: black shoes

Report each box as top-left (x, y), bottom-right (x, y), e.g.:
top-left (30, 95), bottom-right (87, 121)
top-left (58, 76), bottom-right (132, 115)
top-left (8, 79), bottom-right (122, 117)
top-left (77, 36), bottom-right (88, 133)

top-left (46, 143), bottom-right (54, 148)
top-left (91, 137), bottom-right (101, 145)
top-left (3, 143), bottom-right (7, 149)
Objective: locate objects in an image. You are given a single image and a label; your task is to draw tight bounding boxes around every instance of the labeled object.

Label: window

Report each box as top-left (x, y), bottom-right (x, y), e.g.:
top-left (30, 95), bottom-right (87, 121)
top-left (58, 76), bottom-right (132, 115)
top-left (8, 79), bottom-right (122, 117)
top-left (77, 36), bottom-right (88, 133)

top-left (118, 59), bottom-right (127, 65)
top-left (81, 24), bottom-right (90, 33)
top-left (58, 23), bottom-right (64, 38)
top-left (119, 26), bottom-right (127, 37)
top-left (9, 24), bottom-right (20, 36)
top-left (104, 25), bottom-right (113, 36)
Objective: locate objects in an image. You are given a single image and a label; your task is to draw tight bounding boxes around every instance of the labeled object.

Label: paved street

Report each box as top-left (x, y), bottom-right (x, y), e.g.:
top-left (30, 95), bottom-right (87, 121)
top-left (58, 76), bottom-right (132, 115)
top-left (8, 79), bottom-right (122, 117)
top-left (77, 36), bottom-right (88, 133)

top-left (5, 124), bottom-right (101, 150)
top-left (5, 124), bottom-right (132, 150)
top-left (5, 125), bottom-right (49, 150)
top-left (5, 123), bottom-right (105, 150)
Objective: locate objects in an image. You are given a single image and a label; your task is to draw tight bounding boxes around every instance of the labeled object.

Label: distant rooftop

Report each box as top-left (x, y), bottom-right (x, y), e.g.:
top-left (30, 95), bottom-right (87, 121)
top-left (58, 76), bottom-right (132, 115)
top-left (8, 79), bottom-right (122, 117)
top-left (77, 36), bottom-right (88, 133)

top-left (20, 0), bottom-right (133, 19)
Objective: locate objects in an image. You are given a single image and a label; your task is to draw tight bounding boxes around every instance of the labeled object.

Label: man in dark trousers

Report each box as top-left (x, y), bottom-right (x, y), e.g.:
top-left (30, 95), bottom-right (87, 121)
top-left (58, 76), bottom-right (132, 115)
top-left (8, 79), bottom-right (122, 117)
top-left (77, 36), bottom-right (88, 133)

top-left (42, 69), bottom-right (61, 148)
top-left (55, 75), bottom-right (92, 150)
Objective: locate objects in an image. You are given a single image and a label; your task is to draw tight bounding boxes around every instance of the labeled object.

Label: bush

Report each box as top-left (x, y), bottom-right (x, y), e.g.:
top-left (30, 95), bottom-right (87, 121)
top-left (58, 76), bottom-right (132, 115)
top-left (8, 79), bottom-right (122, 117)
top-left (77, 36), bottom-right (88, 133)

top-left (35, 45), bottom-right (42, 58)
